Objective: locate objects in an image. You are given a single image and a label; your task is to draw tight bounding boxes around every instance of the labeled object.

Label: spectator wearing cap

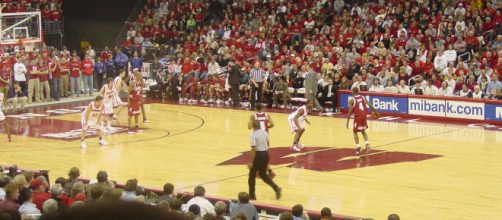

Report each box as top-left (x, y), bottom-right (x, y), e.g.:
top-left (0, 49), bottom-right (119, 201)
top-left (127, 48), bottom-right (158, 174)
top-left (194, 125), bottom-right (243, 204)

top-left (229, 192), bottom-right (258, 220)
top-left (0, 184), bottom-right (20, 211)
top-left (31, 178), bottom-right (51, 210)
top-left (184, 186), bottom-right (215, 216)
top-left (18, 188), bottom-right (41, 215)
top-left (86, 171), bottom-right (114, 199)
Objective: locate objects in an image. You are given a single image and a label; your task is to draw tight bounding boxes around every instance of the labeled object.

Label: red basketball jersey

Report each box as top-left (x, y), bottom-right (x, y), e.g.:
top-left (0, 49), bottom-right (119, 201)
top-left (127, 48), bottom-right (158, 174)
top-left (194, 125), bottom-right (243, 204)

top-left (254, 112), bottom-right (269, 132)
top-left (352, 95), bottom-right (368, 118)
top-left (352, 95), bottom-right (369, 132)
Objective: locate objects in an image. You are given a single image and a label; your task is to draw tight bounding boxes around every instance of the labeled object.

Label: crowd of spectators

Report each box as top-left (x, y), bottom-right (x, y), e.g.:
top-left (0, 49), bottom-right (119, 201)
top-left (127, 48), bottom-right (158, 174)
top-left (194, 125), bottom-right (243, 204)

top-left (1, 0), bottom-right (63, 21)
top-left (122, 0), bottom-right (502, 111)
top-left (0, 166), bottom-right (400, 220)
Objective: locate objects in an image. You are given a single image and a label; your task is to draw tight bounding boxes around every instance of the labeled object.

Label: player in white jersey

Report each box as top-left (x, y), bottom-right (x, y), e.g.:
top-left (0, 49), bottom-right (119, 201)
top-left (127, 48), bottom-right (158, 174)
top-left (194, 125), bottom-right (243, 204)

top-left (80, 95), bottom-right (108, 149)
top-left (0, 92), bottom-right (11, 142)
top-left (288, 100), bottom-right (313, 152)
top-left (100, 78), bottom-right (118, 132)
top-left (248, 104), bottom-right (274, 132)
top-left (113, 70), bottom-right (127, 121)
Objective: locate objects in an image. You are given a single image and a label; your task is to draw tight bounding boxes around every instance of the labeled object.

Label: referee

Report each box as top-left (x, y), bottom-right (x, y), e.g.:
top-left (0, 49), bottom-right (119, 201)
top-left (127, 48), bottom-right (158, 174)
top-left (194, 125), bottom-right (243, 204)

top-left (248, 120), bottom-right (281, 200)
top-left (249, 61), bottom-right (265, 110)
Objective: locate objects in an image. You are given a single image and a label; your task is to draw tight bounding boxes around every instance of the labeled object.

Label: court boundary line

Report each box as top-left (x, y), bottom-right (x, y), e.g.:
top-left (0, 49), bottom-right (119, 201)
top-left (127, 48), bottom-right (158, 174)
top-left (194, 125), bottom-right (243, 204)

top-left (0, 107), bottom-right (205, 152)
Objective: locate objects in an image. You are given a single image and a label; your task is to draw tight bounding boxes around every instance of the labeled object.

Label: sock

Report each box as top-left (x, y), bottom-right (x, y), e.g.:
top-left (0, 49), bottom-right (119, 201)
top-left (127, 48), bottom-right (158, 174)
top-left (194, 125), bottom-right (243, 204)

top-left (365, 141), bottom-right (369, 144)
top-left (357, 144), bottom-right (361, 148)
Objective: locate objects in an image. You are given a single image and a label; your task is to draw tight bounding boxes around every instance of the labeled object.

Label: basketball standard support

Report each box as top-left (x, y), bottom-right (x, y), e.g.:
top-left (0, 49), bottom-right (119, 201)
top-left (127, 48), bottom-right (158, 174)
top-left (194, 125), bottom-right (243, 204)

top-left (0, 11), bottom-right (42, 46)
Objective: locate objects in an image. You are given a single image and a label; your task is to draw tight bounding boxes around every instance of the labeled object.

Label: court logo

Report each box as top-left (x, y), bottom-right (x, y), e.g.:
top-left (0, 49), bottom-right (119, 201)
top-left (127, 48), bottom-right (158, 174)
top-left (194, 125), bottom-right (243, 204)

top-left (219, 147), bottom-right (442, 172)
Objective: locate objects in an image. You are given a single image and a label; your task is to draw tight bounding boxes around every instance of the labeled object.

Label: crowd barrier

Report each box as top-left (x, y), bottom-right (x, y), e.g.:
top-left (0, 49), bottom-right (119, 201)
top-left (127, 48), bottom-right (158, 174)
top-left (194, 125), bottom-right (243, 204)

top-left (338, 90), bottom-right (502, 125)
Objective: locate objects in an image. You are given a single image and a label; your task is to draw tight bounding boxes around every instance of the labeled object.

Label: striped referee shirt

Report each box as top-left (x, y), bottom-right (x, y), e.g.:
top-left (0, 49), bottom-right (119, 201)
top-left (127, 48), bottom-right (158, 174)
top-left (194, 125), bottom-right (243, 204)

top-left (249, 68), bottom-right (265, 83)
top-left (250, 129), bottom-right (269, 151)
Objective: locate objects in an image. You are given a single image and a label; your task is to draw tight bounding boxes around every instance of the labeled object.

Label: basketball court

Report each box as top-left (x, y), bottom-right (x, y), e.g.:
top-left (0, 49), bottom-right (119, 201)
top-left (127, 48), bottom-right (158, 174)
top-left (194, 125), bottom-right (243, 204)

top-left (1, 101), bottom-right (501, 219)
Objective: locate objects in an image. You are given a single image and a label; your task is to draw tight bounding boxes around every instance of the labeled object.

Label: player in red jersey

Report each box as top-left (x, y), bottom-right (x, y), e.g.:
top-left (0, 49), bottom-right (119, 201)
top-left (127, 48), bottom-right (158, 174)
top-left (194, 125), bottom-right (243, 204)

top-left (248, 104), bottom-right (275, 132)
top-left (346, 87), bottom-right (377, 155)
top-left (127, 79), bottom-right (143, 134)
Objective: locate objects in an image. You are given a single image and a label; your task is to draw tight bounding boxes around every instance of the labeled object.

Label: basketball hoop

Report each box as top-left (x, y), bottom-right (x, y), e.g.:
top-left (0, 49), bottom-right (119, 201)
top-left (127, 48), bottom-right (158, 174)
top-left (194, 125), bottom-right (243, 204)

top-left (19, 39), bottom-right (35, 52)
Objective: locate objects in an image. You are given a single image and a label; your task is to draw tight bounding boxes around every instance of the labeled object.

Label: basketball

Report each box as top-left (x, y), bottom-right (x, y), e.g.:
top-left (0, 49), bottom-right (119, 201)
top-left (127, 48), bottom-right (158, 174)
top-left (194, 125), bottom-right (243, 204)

top-left (371, 112), bottom-right (380, 120)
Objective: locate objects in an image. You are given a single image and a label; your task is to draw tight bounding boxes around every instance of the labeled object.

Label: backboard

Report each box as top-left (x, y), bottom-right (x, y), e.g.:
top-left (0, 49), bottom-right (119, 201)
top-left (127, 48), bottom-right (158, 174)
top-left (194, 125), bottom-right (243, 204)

top-left (0, 11), bottom-right (42, 47)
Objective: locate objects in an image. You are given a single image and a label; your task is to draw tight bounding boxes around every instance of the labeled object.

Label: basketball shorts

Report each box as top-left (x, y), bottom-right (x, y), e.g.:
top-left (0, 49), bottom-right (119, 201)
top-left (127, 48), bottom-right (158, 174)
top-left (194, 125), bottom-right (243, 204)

top-left (353, 115), bottom-right (368, 132)
top-left (288, 119), bottom-right (304, 133)
top-left (103, 102), bottom-right (114, 115)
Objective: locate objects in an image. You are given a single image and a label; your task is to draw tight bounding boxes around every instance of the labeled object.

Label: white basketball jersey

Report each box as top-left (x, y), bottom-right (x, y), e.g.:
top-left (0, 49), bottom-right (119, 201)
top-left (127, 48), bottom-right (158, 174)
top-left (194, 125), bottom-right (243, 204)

top-left (83, 102), bottom-right (102, 119)
top-left (288, 105), bottom-right (308, 122)
top-left (103, 84), bottom-right (115, 104)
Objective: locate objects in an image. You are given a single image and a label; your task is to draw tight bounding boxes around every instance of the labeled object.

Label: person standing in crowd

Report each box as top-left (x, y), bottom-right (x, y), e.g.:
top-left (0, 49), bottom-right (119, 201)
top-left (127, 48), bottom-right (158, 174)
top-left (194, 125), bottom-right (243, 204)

top-left (50, 56), bottom-right (61, 101)
top-left (81, 56), bottom-right (94, 96)
top-left (94, 57), bottom-right (106, 90)
top-left (0, 60), bottom-right (11, 100)
top-left (228, 58), bottom-right (241, 107)
top-left (114, 50), bottom-right (128, 76)
top-left (13, 57), bottom-right (28, 92)
top-left (249, 61), bottom-right (265, 110)
top-left (129, 51), bottom-right (143, 72)
top-left (59, 57), bottom-right (70, 98)
top-left (70, 54), bottom-right (82, 97)
top-left (248, 120), bottom-right (281, 200)
top-left (27, 59), bottom-right (40, 104)
top-left (304, 66), bottom-right (323, 112)
top-left (38, 59), bottom-right (51, 102)
top-left (105, 56), bottom-right (115, 78)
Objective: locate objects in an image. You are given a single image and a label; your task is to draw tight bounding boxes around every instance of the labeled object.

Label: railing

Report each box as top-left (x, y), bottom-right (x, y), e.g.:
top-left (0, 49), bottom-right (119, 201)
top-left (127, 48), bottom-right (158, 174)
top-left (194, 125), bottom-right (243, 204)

top-left (113, 0), bottom-right (145, 47)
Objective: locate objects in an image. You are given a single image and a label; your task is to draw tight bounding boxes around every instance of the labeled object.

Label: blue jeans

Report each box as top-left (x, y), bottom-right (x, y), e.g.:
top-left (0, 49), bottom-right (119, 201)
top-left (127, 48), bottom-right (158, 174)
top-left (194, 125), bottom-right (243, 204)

top-left (70, 76), bottom-right (80, 96)
top-left (52, 77), bottom-right (60, 100)
top-left (82, 75), bottom-right (93, 95)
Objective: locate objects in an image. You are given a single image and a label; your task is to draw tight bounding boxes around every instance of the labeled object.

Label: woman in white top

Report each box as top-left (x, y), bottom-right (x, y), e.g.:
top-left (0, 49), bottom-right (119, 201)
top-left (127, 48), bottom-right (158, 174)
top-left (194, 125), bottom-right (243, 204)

top-left (438, 82), bottom-right (453, 96)
top-left (397, 80), bottom-right (410, 94)
top-left (369, 78), bottom-right (385, 92)
top-left (471, 85), bottom-right (484, 99)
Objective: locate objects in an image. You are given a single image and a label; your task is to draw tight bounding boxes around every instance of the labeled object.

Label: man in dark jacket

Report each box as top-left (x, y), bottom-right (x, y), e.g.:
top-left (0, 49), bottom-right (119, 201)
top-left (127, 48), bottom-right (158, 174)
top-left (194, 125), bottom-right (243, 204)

top-left (228, 58), bottom-right (241, 107)
top-left (318, 78), bottom-right (338, 111)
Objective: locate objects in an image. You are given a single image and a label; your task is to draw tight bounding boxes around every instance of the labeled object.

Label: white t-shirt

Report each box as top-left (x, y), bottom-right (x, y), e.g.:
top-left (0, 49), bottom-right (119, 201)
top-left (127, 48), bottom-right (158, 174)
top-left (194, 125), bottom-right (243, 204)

top-left (13, 62), bottom-right (27, 82)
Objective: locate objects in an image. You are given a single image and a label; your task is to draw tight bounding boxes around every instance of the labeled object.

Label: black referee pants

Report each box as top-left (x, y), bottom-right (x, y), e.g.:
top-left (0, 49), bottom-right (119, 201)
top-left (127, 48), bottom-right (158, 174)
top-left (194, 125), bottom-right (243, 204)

top-left (250, 82), bottom-right (263, 109)
top-left (248, 151), bottom-right (279, 198)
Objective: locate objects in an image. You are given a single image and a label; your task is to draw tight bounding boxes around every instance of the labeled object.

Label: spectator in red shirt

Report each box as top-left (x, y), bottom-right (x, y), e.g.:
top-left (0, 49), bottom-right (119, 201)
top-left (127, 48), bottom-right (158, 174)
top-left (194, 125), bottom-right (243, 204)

top-left (38, 59), bottom-right (50, 102)
top-left (59, 57), bottom-right (70, 98)
top-left (81, 55), bottom-right (94, 96)
top-left (27, 59), bottom-right (41, 104)
top-left (50, 56), bottom-right (61, 101)
top-left (70, 55), bottom-right (81, 97)
top-left (50, 7), bottom-right (61, 21)
top-left (0, 60), bottom-right (11, 97)
top-left (31, 178), bottom-right (52, 211)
